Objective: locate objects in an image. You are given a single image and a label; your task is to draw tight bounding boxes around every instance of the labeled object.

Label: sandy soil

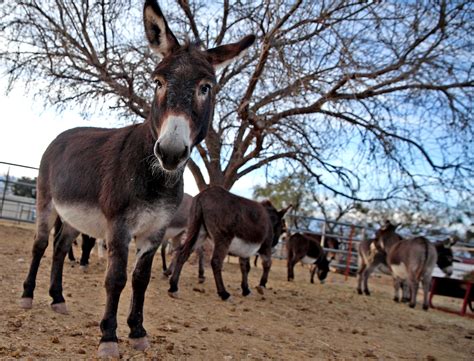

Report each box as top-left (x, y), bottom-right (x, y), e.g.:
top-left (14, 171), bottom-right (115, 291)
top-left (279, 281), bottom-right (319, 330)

top-left (0, 221), bottom-right (473, 360)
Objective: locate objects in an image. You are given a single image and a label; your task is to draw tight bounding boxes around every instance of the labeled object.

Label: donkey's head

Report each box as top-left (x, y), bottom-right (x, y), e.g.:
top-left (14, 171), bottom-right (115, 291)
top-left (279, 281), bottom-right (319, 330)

top-left (261, 201), bottom-right (292, 247)
top-left (144, 0), bottom-right (255, 171)
top-left (435, 237), bottom-right (457, 277)
top-left (316, 256), bottom-right (331, 283)
top-left (374, 220), bottom-right (401, 251)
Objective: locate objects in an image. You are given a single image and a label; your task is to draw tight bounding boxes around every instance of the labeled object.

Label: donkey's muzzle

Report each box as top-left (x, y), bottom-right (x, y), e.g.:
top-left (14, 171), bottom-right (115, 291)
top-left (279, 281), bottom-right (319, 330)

top-left (154, 141), bottom-right (189, 170)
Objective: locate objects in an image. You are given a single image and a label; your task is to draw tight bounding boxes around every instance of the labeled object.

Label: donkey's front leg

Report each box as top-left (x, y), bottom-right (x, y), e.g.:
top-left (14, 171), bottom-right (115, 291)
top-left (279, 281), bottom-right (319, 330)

top-left (127, 233), bottom-right (163, 351)
top-left (98, 223), bottom-right (131, 358)
top-left (256, 248), bottom-right (272, 295)
top-left (310, 264), bottom-right (317, 284)
top-left (393, 277), bottom-right (401, 302)
top-left (239, 257), bottom-right (251, 296)
top-left (197, 246), bottom-right (206, 283)
top-left (421, 275), bottom-right (432, 311)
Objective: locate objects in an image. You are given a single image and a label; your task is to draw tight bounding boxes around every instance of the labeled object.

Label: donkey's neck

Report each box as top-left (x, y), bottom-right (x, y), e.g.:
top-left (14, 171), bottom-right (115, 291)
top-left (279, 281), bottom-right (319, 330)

top-left (382, 233), bottom-right (402, 253)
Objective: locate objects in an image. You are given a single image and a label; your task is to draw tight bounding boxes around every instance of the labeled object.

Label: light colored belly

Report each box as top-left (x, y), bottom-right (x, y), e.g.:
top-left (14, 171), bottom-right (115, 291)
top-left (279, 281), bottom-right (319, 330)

top-left (301, 256), bottom-right (317, 264)
top-left (163, 227), bottom-right (185, 242)
top-left (391, 263), bottom-right (409, 280)
top-left (228, 238), bottom-right (261, 258)
top-left (54, 202), bottom-right (107, 239)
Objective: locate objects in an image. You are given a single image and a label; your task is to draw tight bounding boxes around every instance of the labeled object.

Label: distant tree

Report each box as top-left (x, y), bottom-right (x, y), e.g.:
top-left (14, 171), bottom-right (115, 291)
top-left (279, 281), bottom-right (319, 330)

top-left (11, 177), bottom-right (36, 199)
top-left (1, 1), bottom-right (472, 206)
top-left (253, 171), bottom-right (357, 230)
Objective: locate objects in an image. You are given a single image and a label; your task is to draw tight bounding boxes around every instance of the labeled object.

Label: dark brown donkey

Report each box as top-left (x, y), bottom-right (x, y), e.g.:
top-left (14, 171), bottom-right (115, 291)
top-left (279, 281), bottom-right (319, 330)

top-left (374, 221), bottom-right (454, 310)
top-left (287, 232), bottom-right (332, 284)
top-left (20, 1), bottom-right (255, 357)
top-left (169, 186), bottom-right (291, 300)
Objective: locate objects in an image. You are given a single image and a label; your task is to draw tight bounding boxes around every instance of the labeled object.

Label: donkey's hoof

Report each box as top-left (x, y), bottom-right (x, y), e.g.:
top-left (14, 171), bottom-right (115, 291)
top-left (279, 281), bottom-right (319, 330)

top-left (168, 291), bottom-right (179, 299)
top-left (357, 289), bottom-right (363, 295)
top-left (364, 290), bottom-right (371, 296)
top-left (163, 270), bottom-right (172, 278)
top-left (130, 336), bottom-right (150, 351)
top-left (242, 288), bottom-right (251, 297)
top-left (393, 297), bottom-right (400, 303)
top-left (20, 297), bottom-right (33, 309)
top-left (409, 303), bottom-right (416, 309)
top-left (98, 342), bottom-right (120, 358)
top-left (255, 286), bottom-right (265, 295)
top-left (51, 302), bottom-right (69, 315)
top-left (80, 265), bottom-right (89, 273)
top-left (198, 277), bottom-right (206, 284)
top-left (218, 291), bottom-right (231, 301)
top-left (422, 304), bottom-right (429, 311)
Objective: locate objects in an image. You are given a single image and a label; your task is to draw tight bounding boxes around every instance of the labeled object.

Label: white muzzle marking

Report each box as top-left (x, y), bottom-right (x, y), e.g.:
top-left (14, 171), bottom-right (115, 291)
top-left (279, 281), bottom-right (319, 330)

top-left (154, 115), bottom-right (192, 170)
top-left (157, 115), bottom-right (191, 149)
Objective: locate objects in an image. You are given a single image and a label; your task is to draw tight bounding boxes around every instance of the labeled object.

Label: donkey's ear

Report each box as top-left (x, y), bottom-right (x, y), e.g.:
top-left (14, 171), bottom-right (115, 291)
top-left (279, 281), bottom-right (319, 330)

top-left (206, 34), bottom-right (256, 69)
top-left (143, 0), bottom-right (180, 58)
top-left (278, 204), bottom-right (292, 218)
top-left (443, 236), bottom-right (457, 248)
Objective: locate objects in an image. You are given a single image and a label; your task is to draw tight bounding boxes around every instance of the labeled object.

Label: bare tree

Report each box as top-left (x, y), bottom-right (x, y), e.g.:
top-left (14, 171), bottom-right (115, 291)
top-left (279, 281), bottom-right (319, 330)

top-left (1, 0), bottom-right (473, 204)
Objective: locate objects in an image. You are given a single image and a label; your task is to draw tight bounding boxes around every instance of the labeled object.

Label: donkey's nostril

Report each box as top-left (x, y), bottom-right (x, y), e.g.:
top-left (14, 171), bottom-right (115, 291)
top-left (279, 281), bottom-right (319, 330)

top-left (180, 146), bottom-right (189, 160)
top-left (154, 142), bottom-right (164, 159)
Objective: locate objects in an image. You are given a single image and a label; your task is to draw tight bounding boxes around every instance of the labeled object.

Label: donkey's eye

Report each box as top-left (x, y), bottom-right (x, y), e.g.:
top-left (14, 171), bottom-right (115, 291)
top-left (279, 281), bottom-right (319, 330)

top-left (154, 78), bottom-right (163, 89)
top-left (200, 84), bottom-right (211, 95)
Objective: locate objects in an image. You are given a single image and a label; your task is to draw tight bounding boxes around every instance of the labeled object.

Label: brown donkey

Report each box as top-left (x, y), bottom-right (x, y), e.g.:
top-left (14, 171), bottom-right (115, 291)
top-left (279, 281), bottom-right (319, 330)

top-left (374, 221), bottom-right (454, 310)
top-left (169, 186), bottom-right (291, 301)
top-left (20, 1), bottom-right (255, 357)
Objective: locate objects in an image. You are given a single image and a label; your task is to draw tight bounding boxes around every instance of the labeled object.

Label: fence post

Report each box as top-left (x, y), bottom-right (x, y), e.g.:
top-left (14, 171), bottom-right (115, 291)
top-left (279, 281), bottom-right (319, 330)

top-left (320, 222), bottom-right (326, 246)
top-left (0, 167), bottom-right (10, 217)
top-left (345, 225), bottom-right (355, 281)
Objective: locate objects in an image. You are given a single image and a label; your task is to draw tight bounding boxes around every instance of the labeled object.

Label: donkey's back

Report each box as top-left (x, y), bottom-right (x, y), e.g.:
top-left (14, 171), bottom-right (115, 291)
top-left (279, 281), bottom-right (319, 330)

top-left (388, 236), bottom-right (437, 280)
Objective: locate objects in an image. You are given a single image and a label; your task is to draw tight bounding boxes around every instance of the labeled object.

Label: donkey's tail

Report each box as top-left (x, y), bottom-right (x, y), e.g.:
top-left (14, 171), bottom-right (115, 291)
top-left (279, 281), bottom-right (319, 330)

top-left (181, 195), bottom-right (205, 255)
top-left (416, 237), bottom-right (430, 280)
top-left (168, 196), bottom-right (205, 294)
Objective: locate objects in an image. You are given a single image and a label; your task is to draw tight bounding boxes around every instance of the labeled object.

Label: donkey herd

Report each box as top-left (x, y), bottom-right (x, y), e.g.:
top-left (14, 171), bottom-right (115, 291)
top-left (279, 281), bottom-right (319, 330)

top-left (15, 1), bottom-right (458, 357)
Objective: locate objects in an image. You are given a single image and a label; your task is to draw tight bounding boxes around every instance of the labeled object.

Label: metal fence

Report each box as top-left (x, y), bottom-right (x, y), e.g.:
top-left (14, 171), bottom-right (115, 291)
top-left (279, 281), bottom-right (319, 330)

top-left (0, 161), bottom-right (38, 223)
top-left (1, 160), bottom-right (472, 278)
top-left (272, 214), bottom-right (372, 277)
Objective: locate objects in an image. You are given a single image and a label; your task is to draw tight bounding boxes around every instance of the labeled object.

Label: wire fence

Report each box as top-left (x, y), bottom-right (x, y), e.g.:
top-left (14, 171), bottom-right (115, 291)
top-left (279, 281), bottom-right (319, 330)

top-left (0, 162), bottom-right (38, 223)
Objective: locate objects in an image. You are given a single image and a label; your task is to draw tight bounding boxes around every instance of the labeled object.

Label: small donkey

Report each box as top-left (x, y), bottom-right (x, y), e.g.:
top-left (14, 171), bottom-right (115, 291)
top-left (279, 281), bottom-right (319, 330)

top-left (169, 186), bottom-right (291, 300)
top-left (20, 1), bottom-right (255, 357)
top-left (287, 232), bottom-right (332, 284)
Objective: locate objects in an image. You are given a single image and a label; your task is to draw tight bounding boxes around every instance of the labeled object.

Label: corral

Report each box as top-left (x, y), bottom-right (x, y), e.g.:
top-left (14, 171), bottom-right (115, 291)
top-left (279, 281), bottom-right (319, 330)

top-left (1, 221), bottom-right (472, 360)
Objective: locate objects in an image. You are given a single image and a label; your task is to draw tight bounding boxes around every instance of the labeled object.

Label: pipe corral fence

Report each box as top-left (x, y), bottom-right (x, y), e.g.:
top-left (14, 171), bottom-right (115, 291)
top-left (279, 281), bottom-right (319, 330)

top-left (272, 214), bottom-right (371, 278)
top-left (1, 161), bottom-right (472, 278)
top-left (0, 162), bottom-right (37, 223)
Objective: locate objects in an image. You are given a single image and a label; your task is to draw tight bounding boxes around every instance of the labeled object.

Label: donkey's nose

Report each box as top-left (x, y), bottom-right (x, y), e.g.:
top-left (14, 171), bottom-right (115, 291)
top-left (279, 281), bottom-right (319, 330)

top-left (154, 142), bottom-right (189, 170)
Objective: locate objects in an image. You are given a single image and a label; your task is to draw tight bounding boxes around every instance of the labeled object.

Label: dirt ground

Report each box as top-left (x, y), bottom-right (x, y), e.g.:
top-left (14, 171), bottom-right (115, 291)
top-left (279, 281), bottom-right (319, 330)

top-left (0, 221), bottom-right (473, 360)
